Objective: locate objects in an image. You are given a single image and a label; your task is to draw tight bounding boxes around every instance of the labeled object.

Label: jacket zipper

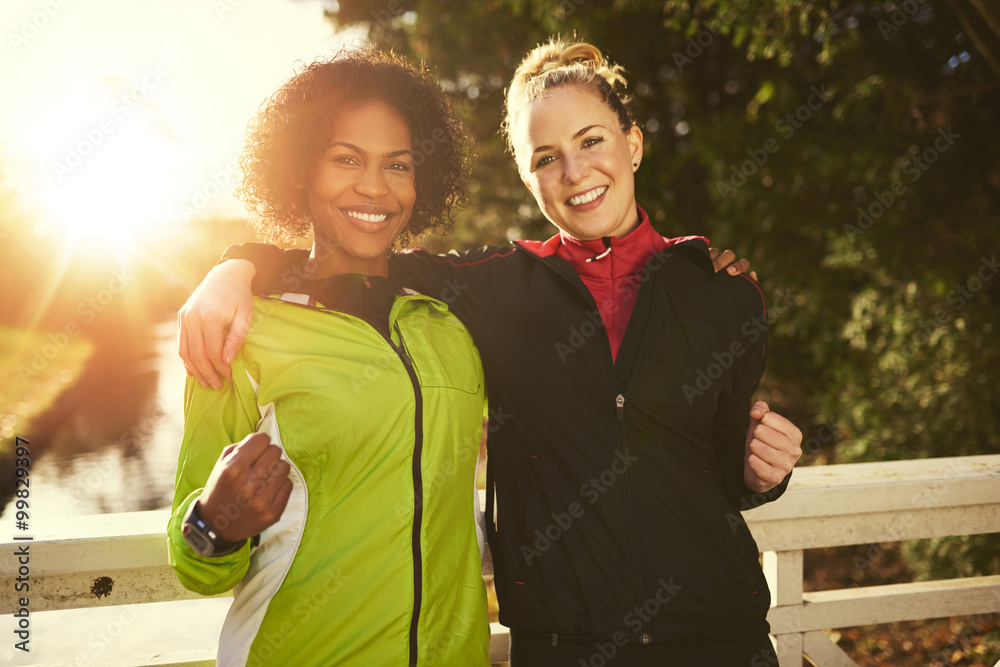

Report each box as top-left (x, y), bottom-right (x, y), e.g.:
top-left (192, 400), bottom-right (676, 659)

top-left (274, 295), bottom-right (427, 663)
top-left (388, 323), bottom-right (424, 667)
top-left (516, 246), bottom-right (660, 643)
top-left (614, 279), bottom-right (658, 644)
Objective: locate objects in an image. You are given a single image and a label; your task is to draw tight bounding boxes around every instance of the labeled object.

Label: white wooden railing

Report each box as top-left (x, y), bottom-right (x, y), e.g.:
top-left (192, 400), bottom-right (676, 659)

top-left (747, 454), bottom-right (1000, 666)
top-left (2, 455), bottom-right (999, 666)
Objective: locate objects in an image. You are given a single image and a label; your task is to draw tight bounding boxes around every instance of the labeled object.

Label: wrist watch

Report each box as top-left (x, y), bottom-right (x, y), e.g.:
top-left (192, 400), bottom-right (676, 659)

top-left (182, 500), bottom-right (246, 558)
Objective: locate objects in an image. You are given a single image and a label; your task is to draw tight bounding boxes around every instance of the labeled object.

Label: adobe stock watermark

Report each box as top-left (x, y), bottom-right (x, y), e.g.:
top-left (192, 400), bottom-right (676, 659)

top-left (392, 408), bottom-right (511, 523)
top-left (16, 268), bottom-right (135, 384)
top-left (716, 84), bottom-right (830, 200)
top-left (681, 287), bottom-right (795, 405)
top-left (422, 608), bottom-right (482, 665)
top-left (877, 0), bottom-right (932, 40)
top-left (554, 250), bottom-right (674, 363)
top-left (213, 0), bottom-right (250, 21)
top-left (7, 0), bottom-right (72, 54)
top-left (245, 567), bottom-right (351, 667)
top-left (178, 160), bottom-right (239, 223)
top-left (845, 126), bottom-right (961, 242)
top-left (368, 0), bottom-right (408, 29)
top-left (925, 594), bottom-right (1000, 666)
top-left (72, 605), bottom-right (143, 666)
top-left (668, 0), bottom-right (750, 76)
top-left (801, 421), bottom-right (841, 459)
top-left (51, 64), bottom-right (169, 182)
top-left (520, 449), bottom-right (639, 566)
top-left (902, 254), bottom-right (997, 355)
top-left (854, 456), bottom-right (978, 581)
top-left (453, 70), bottom-right (508, 116)
top-left (576, 577), bottom-right (684, 667)
top-left (410, 125), bottom-right (452, 168)
top-left (548, 0), bottom-right (585, 21)
top-left (60, 396), bottom-right (183, 512)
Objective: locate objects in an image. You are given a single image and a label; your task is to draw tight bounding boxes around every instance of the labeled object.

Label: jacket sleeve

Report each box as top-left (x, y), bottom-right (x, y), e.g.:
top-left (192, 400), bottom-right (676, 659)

top-left (711, 277), bottom-right (791, 511)
top-left (220, 242), bottom-right (507, 337)
top-left (167, 357), bottom-right (261, 594)
top-left (388, 247), bottom-right (515, 332)
top-left (218, 243), bottom-right (505, 320)
top-left (220, 243), bottom-right (311, 296)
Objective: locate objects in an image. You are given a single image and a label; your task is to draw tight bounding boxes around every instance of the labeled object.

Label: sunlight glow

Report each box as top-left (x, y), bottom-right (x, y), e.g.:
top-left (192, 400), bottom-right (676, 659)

top-left (34, 123), bottom-right (181, 259)
top-left (2, 0), bottom-right (360, 263)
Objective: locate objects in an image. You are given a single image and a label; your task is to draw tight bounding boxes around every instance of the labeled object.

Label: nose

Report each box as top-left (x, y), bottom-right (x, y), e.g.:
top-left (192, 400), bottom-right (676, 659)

top-left (562, 153), bottom-right (588, 185)
top-left (355, 163), bottom-right (389, 198)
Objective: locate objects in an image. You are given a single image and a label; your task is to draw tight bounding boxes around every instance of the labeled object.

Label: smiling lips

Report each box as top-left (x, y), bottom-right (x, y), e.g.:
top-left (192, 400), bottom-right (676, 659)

top-left (567, 185), bottom-right (608, 207)
top-left (342, 207), bottom-right (392, 229)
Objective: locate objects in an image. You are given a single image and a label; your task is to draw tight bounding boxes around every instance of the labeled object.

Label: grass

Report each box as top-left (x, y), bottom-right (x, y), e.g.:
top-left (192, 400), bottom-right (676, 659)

top-left (0, 324), bottom-right (94, 455)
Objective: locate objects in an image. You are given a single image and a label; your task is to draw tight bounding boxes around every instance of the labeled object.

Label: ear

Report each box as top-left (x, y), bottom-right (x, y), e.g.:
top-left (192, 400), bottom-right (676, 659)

top-left (626, 124), bottom-right (643, 170)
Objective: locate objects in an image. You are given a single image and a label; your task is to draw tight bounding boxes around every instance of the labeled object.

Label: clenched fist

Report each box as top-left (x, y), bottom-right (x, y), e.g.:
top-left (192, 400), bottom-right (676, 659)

top-left (198, 433), bottom-right (293, 542)
top-left (744, 401), bottom-right (802, 493)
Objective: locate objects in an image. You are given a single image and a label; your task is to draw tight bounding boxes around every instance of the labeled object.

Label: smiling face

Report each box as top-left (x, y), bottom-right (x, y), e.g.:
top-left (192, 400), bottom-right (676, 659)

top-left (515, 84), bottom-right (643, 241)
top-left (306, 100), bottom-right (416, 278)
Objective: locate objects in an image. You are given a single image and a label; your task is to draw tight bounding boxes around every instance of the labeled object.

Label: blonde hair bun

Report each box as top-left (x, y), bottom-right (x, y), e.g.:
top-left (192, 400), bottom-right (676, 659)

top-left (517, 39), bottom-right (627, 91)
top-left (503, 36), bottom-right (634, 167)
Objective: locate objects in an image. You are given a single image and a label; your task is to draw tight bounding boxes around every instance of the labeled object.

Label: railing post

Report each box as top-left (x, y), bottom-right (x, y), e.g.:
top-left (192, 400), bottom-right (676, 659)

top-left (764, 549), bottom-right (804, 666)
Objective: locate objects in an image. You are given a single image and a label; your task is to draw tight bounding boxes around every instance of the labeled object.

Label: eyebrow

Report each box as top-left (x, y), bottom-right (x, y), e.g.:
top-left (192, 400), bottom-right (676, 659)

top-left (531, 124), bottom-right (603, 155)
top-left (327, 141), bottom-right (413, 158)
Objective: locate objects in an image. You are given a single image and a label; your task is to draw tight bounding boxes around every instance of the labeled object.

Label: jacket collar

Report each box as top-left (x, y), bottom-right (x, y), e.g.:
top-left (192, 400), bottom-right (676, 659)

top-left (514, 206), bottom-right (709, 276)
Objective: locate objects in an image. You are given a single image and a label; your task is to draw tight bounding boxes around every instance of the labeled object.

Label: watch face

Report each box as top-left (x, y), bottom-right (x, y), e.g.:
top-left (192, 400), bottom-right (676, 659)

top-left (182, 521), bottom-right (216, 558)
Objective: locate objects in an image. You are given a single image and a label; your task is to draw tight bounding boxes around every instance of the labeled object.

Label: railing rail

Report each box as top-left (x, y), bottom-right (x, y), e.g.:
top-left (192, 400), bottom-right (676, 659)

top-left (746, 454), bottom-right (1000, 665)
top-left (3, 454), bottom-right (999, 666)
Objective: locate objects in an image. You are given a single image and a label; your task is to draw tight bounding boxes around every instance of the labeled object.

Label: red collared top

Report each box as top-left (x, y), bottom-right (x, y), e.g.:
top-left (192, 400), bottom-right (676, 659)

top-left (518, 207), bottom-right (707, 363)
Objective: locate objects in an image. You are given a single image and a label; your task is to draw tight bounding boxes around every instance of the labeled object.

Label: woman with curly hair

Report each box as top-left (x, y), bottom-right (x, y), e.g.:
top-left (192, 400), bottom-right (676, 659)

top-left (167, 49), bottom-right (490, 666)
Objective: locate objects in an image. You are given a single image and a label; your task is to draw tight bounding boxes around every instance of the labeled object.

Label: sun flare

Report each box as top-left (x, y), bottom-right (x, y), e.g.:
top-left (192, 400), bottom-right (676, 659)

top-left (31, 122), bottom-right (182, 260)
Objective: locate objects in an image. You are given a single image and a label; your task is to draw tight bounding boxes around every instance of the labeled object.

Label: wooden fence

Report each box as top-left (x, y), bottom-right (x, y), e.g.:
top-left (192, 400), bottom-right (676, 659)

top-left (2, 454), bottom-right (999, 666)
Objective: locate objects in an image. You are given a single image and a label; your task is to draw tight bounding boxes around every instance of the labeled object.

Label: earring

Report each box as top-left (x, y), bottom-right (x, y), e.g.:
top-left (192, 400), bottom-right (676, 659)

top-left (633, 162), bottom-right (638, 167)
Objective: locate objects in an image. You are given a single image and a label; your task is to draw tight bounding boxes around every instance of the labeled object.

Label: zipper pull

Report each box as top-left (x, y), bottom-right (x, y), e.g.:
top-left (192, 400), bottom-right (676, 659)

top-left (615, 394), bottom-right (625, 420)
top-left (393, 324), bottom-right (413, 366)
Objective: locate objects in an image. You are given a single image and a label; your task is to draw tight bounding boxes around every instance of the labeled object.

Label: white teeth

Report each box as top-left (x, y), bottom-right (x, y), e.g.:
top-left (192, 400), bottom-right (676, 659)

top-left (345, 210), bottom-right (390, 223)
top-left (568, 186), bottom-right (607, 206)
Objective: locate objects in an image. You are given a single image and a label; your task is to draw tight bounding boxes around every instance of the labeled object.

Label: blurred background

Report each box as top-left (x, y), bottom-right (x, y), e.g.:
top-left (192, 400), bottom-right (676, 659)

top-left (1, 0), bottom-right (998, 663)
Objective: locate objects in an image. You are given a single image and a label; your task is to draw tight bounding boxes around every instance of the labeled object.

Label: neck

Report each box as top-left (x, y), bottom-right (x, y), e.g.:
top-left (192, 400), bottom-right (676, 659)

top-left (562, 205), bottom-right (642, 243)
top-left (306, 239), bottom-right (389, 280)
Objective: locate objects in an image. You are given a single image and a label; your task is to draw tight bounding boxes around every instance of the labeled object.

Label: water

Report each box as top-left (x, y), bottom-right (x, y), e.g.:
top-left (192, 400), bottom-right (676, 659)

top-left (3, 320), bottom-right (185, 519)
top-left (1, 320), bottom-right (229, 666)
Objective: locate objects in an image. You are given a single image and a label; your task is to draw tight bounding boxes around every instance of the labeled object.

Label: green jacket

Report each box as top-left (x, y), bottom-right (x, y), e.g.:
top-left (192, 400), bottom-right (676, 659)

top-left (168, 290), bottom-right (489, 666)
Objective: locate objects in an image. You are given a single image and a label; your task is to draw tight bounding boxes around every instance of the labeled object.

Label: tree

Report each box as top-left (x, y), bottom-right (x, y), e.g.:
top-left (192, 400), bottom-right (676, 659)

top-left (324, 0), bottom-right (1000, 576)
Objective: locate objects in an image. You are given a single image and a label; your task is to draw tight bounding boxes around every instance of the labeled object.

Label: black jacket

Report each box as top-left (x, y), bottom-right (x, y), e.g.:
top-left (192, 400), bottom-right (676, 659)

top-left (229, 235), bottom-right (788, 643)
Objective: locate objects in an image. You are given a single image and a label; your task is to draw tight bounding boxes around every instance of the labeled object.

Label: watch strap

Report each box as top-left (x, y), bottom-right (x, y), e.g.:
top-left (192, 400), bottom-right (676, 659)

top-left (183, 499), bottom-right (246, 557)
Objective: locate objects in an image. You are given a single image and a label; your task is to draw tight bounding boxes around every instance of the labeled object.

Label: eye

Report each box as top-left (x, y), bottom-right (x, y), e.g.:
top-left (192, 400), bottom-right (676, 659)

top-left (534, 154), bottom-right (556, 169)
top-left (387, 161), bottom-right (413, 172)
top-left (331, 154), bottom-right (359, 166)
top-left (583, 136), bottom-right (605, 149)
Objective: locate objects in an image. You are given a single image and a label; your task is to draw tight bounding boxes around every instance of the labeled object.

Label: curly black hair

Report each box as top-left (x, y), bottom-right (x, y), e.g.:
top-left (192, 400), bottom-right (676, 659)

top-left (237, 48), bottom-right (467, 246)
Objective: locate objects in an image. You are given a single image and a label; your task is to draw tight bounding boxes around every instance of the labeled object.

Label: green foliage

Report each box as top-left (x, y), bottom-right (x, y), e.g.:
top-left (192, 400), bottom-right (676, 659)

top-left (327, 0), bottom-right (1000, 576)
top-left (327, 0), bottom-right (1000, 456)
top-left (903, 534), bottom-right (1000, 580)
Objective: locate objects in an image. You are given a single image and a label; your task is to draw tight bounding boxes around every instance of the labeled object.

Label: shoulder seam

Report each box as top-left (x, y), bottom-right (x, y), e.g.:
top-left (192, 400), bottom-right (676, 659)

top-left (419, 246), bottom-right (518, 267)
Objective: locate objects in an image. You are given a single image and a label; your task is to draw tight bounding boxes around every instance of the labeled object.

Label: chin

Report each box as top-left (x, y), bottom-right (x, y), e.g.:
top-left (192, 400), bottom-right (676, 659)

top-left (564, 223), bottom-right (617, 241)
